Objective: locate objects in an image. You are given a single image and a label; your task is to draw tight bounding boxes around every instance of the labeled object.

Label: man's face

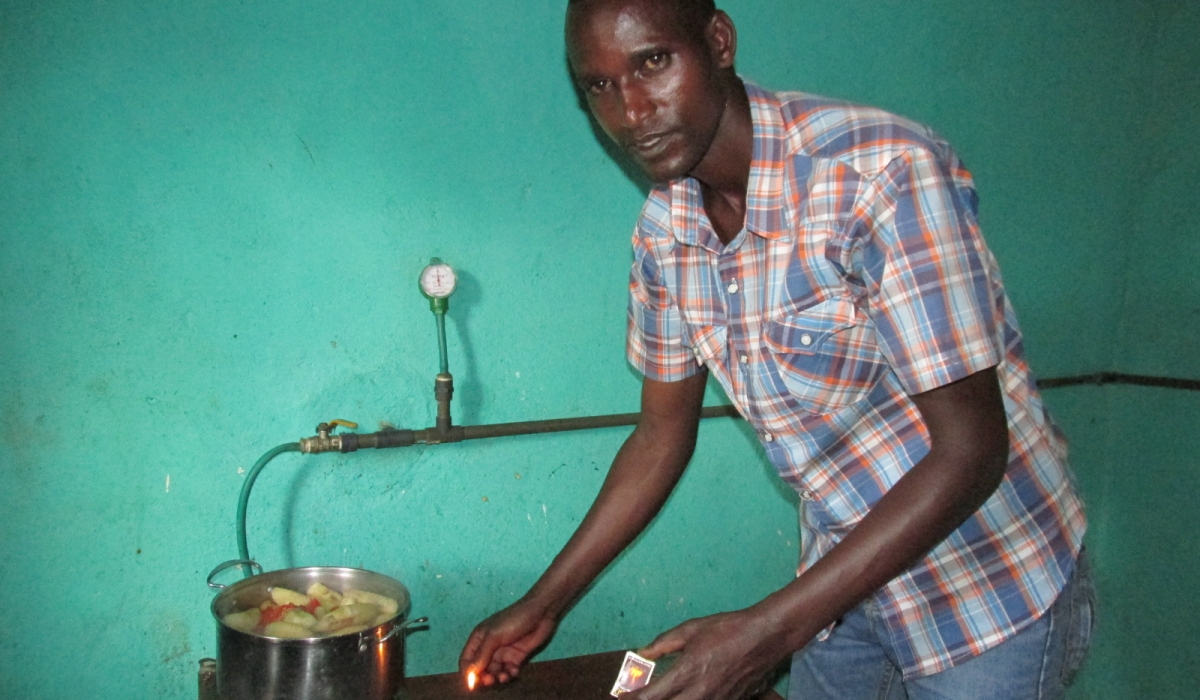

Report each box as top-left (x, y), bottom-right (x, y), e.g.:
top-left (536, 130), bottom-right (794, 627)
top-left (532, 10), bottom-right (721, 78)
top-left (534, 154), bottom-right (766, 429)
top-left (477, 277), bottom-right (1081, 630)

top-left (566, 0), bottom-right (730, 183)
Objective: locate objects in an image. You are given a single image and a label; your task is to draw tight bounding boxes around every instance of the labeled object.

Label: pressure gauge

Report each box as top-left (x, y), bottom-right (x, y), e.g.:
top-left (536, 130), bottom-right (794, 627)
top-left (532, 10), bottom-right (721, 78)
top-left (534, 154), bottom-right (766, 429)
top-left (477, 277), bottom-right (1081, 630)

top-left (419, 259), bottom-right (457, 299)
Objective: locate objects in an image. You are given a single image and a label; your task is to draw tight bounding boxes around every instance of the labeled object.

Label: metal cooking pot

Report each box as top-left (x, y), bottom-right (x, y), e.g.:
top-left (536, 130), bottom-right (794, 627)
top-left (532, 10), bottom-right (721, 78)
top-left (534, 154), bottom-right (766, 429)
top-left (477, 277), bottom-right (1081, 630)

top-left (207, 560), bottom-right (427, 700)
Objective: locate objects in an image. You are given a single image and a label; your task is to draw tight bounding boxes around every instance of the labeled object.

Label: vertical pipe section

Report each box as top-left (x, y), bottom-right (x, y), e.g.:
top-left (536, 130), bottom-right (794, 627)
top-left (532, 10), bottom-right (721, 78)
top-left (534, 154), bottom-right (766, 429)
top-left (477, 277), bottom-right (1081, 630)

top-left (435, 373), bottom-right (454, 434)
top-left (434, 309), bottom-right (449, 376)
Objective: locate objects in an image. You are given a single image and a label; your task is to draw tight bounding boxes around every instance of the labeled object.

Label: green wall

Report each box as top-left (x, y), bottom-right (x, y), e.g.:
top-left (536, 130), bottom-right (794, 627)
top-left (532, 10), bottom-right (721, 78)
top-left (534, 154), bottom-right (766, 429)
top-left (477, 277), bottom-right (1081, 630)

top-left (0, 1), bottom-right (1194, 698)
top-left (1065, 2), bottom-right (1200, 698)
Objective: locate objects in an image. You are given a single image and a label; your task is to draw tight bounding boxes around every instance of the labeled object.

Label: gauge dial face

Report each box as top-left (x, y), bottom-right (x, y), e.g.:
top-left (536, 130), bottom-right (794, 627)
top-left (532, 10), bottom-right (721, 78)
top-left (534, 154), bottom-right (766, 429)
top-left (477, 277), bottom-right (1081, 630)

top-left (420, 262), bottom-right (457, 298)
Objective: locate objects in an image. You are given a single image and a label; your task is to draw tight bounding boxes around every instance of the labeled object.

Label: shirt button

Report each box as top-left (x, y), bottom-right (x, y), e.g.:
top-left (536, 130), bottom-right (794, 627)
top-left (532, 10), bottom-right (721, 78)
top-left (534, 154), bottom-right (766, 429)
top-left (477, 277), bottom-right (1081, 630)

top-left (762, 432), bottom-right (774, 442)
top-left (727, 280), bottom-right (739, 294)
top-left (800, 490), bottom-right (815, 501)
top-left (739, 354), bottom-right (749, 364)
top-left (800, 333), bottom-right (814, 346)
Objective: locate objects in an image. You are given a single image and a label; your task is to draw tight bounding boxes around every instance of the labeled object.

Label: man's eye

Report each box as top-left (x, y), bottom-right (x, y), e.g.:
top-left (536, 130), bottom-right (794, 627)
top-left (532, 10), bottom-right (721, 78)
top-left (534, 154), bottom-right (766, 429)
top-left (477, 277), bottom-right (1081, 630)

top-left (643, 53), bottom-right (669, 71)
top-left (586, 79), bottom-right (610, 95)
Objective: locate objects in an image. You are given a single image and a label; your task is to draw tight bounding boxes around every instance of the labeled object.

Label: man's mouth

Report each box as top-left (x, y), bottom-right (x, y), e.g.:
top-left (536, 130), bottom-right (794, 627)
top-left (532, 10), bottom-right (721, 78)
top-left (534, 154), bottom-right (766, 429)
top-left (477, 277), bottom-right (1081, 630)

top-left (628, 132), bottom-right (671, 158)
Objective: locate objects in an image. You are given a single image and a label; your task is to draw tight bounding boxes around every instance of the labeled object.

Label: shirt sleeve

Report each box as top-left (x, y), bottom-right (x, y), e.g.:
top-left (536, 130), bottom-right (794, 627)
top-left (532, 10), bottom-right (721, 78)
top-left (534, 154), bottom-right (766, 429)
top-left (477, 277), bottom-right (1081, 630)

top-left (854, 146), bottom-right (1003, 395)
top-left (626, 228), bottom-right (702, 383)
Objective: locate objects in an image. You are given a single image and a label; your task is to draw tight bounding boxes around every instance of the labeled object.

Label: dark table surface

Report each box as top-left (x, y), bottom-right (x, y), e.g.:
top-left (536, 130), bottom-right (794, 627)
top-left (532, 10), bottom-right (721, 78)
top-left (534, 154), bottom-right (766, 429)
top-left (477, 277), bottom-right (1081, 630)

top-left (400, 650), bottom-right (623, 700)
top-left (399, 651), bottom-right (784, 700)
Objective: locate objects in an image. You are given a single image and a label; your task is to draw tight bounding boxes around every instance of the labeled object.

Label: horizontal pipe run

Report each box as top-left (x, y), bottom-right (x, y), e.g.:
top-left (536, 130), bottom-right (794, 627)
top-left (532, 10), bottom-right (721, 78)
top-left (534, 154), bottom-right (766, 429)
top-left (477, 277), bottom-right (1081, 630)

top-left (322, 404), bottom-right (743, 453)
top-left (1036, 372), bottom-right (1200, 392)
top-left (455, 403), bottom-right (742, 441)
top-left (314, 372), bottom-right (1199, 455)
top-left (394, 372), bottom-right (1197, 446)
top-left (407, 404), bottom-right (742, 445)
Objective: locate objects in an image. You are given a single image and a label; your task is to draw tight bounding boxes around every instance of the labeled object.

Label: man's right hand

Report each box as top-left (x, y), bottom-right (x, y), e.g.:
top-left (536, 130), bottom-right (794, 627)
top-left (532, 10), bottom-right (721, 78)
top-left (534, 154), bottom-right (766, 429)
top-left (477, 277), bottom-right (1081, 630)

top-left (458, 597), bottom-right (559, 687)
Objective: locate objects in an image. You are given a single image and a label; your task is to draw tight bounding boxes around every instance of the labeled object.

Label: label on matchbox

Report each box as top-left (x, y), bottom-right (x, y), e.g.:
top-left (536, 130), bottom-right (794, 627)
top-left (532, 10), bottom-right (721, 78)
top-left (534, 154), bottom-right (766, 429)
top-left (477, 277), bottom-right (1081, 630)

top-left (610, 651), bottom-right (656, 697)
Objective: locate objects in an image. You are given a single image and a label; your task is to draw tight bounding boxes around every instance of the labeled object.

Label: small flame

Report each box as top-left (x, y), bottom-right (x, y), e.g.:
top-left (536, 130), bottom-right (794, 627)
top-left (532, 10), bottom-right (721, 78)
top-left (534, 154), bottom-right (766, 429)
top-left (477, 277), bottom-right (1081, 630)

top-left (467, 670), bottom-right (478, 691)
top-left (629, 668), bottom-right (644, 680)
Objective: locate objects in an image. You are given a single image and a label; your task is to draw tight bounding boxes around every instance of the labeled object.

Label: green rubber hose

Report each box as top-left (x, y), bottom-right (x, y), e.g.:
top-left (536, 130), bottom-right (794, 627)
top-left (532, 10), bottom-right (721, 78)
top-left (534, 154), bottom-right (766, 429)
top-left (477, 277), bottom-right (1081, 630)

top-left (236, 442), bottom-right (301, 577)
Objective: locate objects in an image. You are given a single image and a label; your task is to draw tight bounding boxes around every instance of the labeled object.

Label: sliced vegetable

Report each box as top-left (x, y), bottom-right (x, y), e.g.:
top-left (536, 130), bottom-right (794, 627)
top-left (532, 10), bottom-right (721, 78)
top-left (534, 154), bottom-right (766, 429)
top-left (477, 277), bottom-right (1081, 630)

top-left (343, 589), bottom-right (399, 618)
top-left (306, 582), bottom-right (343, 610)
top-left (282, 609), bottom-right (319, 629)
top-left (259, 603), bottom-right (296, 626)
top-left (262, 621), bottom-right (312, 639)
top-left (222, 608), bottom-right (261, 633)
top-left (232, 582), bottom-right (400, 639)
top-left (270, 586), bottom-right (312, 607)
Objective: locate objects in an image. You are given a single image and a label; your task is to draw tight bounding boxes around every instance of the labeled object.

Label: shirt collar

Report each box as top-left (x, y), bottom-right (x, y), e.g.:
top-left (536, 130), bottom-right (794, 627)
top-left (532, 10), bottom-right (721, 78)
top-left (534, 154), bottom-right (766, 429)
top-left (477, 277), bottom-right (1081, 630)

top-left (668, 80), bottom-right (791, 250)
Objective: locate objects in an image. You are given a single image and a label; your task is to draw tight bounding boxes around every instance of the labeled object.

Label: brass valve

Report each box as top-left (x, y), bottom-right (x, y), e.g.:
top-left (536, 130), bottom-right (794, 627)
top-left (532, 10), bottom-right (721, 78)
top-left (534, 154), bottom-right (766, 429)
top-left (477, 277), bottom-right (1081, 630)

top-left (300, 419), bottom-right (359, 454)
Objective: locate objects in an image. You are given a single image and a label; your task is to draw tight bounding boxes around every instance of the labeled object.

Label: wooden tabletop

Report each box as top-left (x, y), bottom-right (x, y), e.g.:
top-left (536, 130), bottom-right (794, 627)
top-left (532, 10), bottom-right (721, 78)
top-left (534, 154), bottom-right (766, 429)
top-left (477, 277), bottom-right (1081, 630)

top-left (399, 651), bottom-right (784, 700)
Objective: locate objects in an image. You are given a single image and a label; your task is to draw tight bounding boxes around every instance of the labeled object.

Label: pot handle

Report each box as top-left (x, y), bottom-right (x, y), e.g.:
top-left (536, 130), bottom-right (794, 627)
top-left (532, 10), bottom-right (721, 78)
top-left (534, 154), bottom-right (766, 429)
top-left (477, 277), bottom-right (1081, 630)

top-left (361, 616), bottom-right (429, 650)
top-left (207, 559), bottom-right (263, 589)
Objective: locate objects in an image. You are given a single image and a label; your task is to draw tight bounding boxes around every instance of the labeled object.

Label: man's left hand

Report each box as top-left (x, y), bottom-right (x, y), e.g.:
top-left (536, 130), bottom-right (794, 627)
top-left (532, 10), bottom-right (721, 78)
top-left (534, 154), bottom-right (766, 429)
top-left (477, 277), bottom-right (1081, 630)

top-left (630, 609), bottom-right (793, 700)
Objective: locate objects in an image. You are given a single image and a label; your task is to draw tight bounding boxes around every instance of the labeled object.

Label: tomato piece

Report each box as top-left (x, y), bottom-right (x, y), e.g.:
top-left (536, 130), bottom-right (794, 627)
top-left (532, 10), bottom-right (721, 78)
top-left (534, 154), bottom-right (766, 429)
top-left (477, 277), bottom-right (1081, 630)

top-left (258, 603), bottom-right (296, 626)
top-left (303, 598), bottom-right (321, 615)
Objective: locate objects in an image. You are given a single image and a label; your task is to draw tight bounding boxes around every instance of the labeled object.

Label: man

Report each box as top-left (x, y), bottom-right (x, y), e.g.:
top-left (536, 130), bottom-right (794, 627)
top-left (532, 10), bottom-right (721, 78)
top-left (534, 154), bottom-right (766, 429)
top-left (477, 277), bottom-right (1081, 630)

top-left (460, 1), bottom-right (1091, 698)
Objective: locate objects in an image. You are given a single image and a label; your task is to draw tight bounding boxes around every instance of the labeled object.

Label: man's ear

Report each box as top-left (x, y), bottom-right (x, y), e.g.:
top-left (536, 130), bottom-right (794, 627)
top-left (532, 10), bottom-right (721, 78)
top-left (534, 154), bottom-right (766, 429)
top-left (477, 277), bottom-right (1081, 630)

top-left (706, 10), bottom-right (737, 70)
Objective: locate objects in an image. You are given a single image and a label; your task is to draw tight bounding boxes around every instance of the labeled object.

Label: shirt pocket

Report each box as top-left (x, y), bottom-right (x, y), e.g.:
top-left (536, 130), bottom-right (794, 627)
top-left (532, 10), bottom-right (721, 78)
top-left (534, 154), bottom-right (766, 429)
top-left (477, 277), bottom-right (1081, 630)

top-left (765, 297), bottom-right (888, 414)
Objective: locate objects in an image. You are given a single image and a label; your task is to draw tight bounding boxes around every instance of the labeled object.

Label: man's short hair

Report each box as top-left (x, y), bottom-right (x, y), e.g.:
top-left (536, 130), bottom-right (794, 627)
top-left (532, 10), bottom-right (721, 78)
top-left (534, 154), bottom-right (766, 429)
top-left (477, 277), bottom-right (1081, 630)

top-left (568, 0), bottom-right (718, 44)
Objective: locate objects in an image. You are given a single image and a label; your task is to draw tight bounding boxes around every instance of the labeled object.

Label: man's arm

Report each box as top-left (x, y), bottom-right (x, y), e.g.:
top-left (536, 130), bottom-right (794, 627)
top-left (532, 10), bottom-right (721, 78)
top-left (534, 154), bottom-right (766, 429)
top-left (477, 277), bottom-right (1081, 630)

top-left (459, 369), bottom-right (709, 686)
top-left (634, 366), bottom-right (1009, 700)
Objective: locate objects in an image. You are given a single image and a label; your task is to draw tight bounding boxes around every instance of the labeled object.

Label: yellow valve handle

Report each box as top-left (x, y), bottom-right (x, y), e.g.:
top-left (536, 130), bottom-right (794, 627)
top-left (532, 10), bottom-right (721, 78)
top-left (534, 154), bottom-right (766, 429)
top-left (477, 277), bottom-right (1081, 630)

top-left (326, 419), bottom-right (358, 430)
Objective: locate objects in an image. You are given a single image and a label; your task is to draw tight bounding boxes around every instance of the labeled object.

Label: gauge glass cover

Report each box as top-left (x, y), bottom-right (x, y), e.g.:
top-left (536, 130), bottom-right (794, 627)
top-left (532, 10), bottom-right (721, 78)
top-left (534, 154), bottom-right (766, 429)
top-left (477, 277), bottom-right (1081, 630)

top-left (420, 263), bottom-right (457, 298)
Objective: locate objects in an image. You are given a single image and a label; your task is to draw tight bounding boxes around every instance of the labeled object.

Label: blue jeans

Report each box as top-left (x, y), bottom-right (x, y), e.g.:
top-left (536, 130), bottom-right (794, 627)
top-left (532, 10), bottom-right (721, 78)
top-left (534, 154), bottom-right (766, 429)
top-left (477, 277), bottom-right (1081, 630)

top-left (788, 551), bottom-right (1095, 700)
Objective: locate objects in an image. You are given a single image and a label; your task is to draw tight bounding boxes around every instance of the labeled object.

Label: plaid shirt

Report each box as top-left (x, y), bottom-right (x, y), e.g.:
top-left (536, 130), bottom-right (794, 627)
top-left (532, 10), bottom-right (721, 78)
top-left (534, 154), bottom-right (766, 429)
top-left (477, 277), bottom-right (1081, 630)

top-left (626, 83), bottom-right (1086, 678)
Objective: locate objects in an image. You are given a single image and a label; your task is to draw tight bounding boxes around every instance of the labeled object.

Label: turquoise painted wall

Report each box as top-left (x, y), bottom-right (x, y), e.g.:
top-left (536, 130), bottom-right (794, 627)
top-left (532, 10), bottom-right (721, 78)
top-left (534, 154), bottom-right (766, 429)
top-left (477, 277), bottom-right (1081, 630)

top-left (0, 1), bottom-right (1193, 698)
top-left (1065, 2), bottom-right (1200, 698)
top-left (1047, 387), bottom-right (1200, 700)
top-left (1119, 0), bottom-right (1200, 380)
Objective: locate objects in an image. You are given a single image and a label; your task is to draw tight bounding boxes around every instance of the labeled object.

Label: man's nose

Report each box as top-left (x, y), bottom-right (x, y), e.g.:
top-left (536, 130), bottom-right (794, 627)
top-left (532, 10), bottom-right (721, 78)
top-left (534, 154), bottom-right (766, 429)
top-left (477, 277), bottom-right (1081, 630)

top-left (620, 83), bottom-right (653, 129)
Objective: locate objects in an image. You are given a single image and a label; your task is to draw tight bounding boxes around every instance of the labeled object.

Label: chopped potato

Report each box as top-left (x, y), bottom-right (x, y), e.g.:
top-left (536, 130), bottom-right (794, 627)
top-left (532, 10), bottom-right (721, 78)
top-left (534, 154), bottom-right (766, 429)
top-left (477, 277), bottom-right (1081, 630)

top-left (222, 608), bottom-right (261, 633)
top-left (229, 581), bottom-right (400, 639)
top-left (343, 589), bottom-right (399, 618)
top-left (346, 603), bottom-right (380, 627)
top-left (282, 609), bottom-right (318, 629)
top-left (306, 582), bottom-right (343, 610)
top-left (270, 586), bottom-right (312, 607)
top-left (312, 602), bottom-right (379, 633)
top-left (263, 621), bottom-right (312, 639)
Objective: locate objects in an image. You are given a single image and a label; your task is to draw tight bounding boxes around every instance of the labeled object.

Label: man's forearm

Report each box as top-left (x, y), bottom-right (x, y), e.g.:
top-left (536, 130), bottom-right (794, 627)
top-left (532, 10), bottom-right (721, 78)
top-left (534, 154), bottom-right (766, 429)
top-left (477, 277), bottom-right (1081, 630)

top-left (524, 372), bottom-right (708, 620)
top-left (749, 368), bottom-right (1010, 650)
top-left (525, 424), bottom-right (696, 617)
